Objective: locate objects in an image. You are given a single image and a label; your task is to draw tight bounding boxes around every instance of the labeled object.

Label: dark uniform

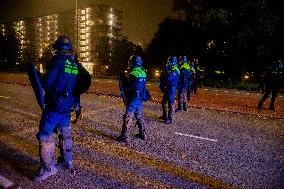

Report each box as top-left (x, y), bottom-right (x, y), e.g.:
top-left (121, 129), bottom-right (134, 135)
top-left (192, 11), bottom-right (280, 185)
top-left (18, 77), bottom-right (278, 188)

top-left (257, 59), bottom-right (283, 111)
top-left (176, 56), bottom-right (191, 112)
top-left (193, 59), bottom-right (201, 94)
top-left (34, 36), bottom-right (78, 182)
top-left (187, 60), bottom-right (196, 101)
top-left (71, 54), bottom-right (91, 124)
top-left (117, 55), bottom-right (149, 143)
top-left (159, 56), bottom-right (180, 124)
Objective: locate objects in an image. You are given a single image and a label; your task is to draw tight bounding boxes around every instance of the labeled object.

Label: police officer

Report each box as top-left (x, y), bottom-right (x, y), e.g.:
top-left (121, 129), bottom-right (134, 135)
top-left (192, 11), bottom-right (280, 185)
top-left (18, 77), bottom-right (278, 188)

top-left (176, 56), bottom-right (191, 112)
top-left (187, 58), bottom-right (196, 101)
top-left (159, 56), bottom-right (180, 124)
top-left (193, 58), bottom-right (201, 94)
top-left (257, 58), bottom-right (283, 111)
top-left (116, 55), bottom-right (148, 143)
top-left (34, 35), bottom-right (78, 182)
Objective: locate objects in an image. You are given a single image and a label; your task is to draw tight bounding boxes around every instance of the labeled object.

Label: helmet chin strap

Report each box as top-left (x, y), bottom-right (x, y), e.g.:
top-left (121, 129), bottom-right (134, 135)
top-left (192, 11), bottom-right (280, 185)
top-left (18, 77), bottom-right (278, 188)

top-left (51, 49), bottom-right (57, 56)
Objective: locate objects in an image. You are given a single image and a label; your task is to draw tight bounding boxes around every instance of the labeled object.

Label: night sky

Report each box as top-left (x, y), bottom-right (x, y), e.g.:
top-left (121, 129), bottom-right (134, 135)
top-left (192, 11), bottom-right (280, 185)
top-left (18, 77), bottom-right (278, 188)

top-left (0, 0), bottom-right (174, 46)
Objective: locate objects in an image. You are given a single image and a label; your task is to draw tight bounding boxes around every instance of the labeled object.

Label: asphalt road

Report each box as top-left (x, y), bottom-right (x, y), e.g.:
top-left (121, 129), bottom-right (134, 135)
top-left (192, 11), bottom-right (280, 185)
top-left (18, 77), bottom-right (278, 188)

top-left (0, 82), bottom-right (284, 189)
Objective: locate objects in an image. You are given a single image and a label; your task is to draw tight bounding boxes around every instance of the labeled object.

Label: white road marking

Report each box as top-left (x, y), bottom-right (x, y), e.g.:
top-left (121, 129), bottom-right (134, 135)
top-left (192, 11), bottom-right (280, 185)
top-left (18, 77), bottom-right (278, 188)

top-left (204, 88), bottom-right (208, 91)
top-left (175, 132), bottom-right (218, 142)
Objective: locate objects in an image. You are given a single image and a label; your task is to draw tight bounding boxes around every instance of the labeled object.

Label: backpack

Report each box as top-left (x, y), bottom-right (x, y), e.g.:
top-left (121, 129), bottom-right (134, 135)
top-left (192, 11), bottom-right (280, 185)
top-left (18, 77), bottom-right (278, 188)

top-left (73, 62), bottom-right (91, 96)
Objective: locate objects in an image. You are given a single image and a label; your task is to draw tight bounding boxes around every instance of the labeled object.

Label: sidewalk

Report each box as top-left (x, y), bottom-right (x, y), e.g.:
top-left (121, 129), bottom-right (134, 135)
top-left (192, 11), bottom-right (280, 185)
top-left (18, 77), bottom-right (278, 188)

top-left (0, 72), bottom-right (283, 119)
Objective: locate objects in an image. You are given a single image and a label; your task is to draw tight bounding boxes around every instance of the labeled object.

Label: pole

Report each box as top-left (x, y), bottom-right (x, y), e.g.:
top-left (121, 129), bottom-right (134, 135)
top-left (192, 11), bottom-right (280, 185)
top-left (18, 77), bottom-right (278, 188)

top-left (76, 0), bottom-right (78, 52)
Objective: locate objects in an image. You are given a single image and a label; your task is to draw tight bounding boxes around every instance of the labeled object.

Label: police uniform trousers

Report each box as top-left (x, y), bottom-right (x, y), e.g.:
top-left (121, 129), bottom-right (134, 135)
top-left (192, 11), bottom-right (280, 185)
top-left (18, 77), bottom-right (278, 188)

top-left (36, 108), bottom-right (73, 170)
top-left (119, 98), bottom-right (146, 141)
top-left (162, 85), bottom-right (177, 121)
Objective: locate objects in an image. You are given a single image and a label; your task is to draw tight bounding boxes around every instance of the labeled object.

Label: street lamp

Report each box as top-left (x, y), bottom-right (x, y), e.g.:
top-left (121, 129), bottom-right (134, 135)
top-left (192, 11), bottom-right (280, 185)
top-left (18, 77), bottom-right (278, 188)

top-left (76, 0), bottom-right (78, 52)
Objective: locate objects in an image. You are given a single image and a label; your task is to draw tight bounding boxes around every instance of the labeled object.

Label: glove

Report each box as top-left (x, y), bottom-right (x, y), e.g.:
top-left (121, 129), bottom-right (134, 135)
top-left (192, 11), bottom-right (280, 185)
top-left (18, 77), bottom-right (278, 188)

top-left (72, 106), bottom-right (82, 124)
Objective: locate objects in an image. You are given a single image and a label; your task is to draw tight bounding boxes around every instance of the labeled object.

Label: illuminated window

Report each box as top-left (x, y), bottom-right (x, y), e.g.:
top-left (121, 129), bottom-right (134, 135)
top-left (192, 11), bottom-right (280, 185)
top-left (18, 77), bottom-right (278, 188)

top-left (86, 8), bottom-right (91, 13)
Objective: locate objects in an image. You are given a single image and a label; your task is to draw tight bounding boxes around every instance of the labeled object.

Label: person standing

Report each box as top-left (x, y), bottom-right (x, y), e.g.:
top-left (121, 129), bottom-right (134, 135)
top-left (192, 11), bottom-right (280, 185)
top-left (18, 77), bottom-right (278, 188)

top-left (187, 58), bottom-right (196, 101)
top-left (34, 35), bottom-right (79, 182)
top-left (116, 55), bottom-right (149, 143)
top-left (257, 58), bottom-right (283, 111)
top-left (176, 56), bottom-right (191, 112)
top-left (159, 56), bottom-right (180, 124)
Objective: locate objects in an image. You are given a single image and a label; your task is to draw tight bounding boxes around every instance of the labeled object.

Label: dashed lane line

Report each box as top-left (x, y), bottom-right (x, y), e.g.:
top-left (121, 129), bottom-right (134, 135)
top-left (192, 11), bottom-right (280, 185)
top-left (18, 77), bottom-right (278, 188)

top-left (175, 132), bottom-right (218, 142)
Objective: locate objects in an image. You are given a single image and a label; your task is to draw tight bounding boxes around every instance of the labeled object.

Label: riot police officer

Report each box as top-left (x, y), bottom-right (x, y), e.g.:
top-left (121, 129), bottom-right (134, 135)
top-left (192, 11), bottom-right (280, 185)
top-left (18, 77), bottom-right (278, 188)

top-left (116, 55), bottom-right (149, 143)
top-left (159, 56), bottom-right (180, 124)
top-left (257, 58), bottom-right (283, 111)
top-left (176, 56), bottom-right (191, 112)
top-left (34, 35), bottom-right (79, 182)
top-left (187, 59), bottom-right (196, 101)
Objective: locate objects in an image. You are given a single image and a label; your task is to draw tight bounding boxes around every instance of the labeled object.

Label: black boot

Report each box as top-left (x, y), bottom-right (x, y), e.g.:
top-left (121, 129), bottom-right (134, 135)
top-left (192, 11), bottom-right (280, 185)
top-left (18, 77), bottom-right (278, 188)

top-left (56, 127), bottom-right (73, 169)
top-left (257, 100), bottom-right (263, 109)
top-left (165, 104), bottom-right (174, 124)
top-left (183, 102), bottom-right (188, 111)
top-left (117, 113), bottom-right (133, 143)
top-left (34, 141), bottom-right (57, 182)
top-left (160, 100), bottom-right (167, 120)
top-left (176, 92), bottom-right (183, 112)
top-left (135, 112), bottom-right (147, 141)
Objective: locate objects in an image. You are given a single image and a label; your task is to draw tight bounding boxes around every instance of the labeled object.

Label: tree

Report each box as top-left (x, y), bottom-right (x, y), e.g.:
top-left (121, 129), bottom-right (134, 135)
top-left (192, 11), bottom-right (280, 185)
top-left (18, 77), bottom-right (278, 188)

top-left (0, 30), bottom-right (20, 70)
top-left (145, 18), bottom-right (194, 69)
top-left (110, 35), bottom-right (142, 74)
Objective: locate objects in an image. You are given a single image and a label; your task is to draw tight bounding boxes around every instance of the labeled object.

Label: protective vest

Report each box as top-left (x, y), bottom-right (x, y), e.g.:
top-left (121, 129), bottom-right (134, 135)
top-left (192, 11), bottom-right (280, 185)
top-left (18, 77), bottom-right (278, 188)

top-left (170, 65), bottom-right (180, 75)
top-left (130, 66), bottom-right (147, 78)
top-left (127, 66), bottom-right (150, 102)
top-left (180, 62), bottom-right (190, 71)
top-left (44, 54), bottom-right (78, 114)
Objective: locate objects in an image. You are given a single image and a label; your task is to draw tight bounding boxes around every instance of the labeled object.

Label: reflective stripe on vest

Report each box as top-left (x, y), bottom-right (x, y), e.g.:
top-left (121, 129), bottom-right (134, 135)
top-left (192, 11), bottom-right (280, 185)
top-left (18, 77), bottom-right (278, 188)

top-left (130, 67), bottom-right (147, 78)
top-left (64, 59), bottom-right (78, 75)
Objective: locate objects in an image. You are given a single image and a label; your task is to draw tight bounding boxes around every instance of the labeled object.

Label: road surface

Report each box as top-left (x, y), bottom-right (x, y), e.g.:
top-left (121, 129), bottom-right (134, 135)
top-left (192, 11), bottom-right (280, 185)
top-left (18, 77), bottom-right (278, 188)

top-left (0, 81), bottom-right (284, 189)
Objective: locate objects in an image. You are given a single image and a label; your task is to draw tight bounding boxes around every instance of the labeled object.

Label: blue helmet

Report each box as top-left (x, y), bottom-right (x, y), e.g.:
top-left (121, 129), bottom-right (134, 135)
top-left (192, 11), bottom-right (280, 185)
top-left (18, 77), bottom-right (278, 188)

top-left (53, 35), bottom-right (73, 51)
top-left (166, 56), bottom-right (178, 68)
top-left (179, 56), bottom-right (188, 65)
top-left (272, 59), bottom-right (283, 73)
top-left (128, 55), bottom-right (143, 68)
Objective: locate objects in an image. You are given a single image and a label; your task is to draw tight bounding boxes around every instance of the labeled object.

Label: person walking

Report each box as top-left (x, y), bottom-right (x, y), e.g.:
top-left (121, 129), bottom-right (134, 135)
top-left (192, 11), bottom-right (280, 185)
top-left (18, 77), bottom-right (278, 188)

top-left (116, 55), bottom-right (149, 143)
top-left (257, 58), bottom-right (283, 111)
top-left (176, 55), bottom-right (191, 112)
top-left (159, 56), bottom-right (180, 124)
